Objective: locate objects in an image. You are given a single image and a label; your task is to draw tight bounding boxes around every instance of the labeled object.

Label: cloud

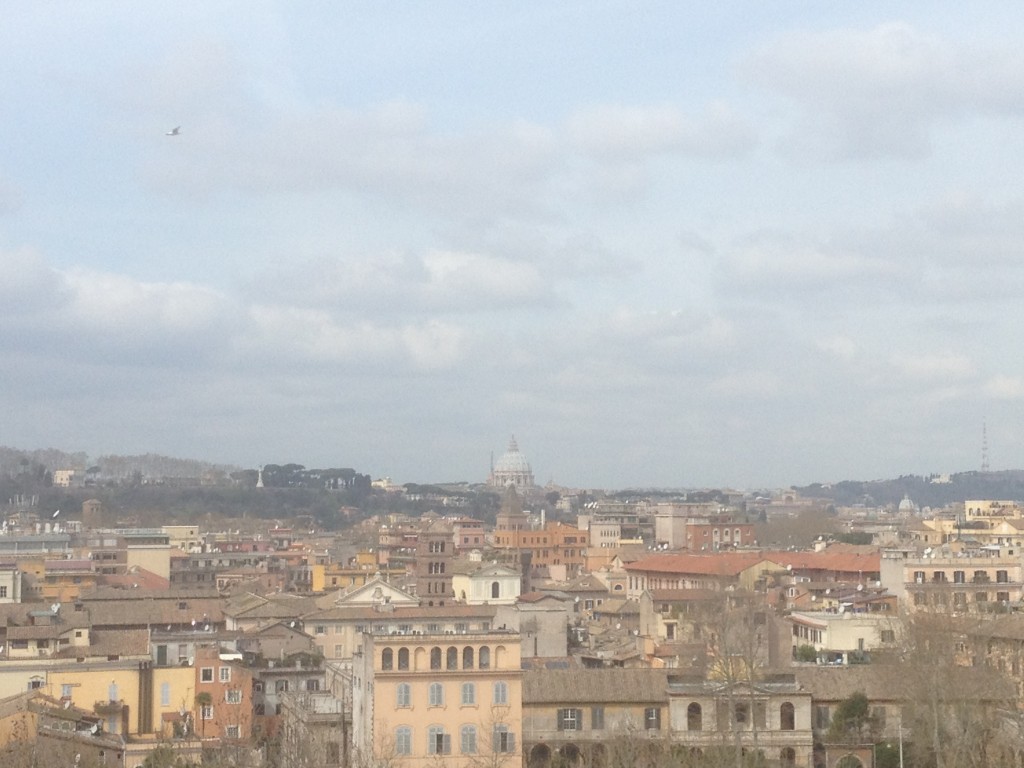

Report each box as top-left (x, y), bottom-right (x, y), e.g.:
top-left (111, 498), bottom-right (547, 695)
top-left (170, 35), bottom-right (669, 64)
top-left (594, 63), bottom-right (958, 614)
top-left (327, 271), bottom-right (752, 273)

top-left (566, 101), bottom-right (755, 161)
top-left (248, 247), bottom-right (558, 315)
top-left (719, 232), bottom-right (900, 289)
top-left (984, 375), bottom-right (1024, 400)
top-left (743, 22), bottom-right (1024, 158)
top-left (889, 351), bottom-right (977, 381)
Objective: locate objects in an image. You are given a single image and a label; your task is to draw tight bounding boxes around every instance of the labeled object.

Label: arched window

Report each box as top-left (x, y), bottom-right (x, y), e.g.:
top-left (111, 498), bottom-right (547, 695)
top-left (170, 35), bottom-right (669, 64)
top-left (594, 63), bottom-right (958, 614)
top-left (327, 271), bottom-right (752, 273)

top-left (463, 646), bottom-right (474, 669)
top-left (687, 703), bottom-right (702, 731)
top-left (491, 581), bottom-right (500, 599)
top-left (447, 646), bottom-right (459, 670)
top-left (381, 648), bottom-right (393, 671)
top-left (780, 747), bottom-right (796, 767)
top-left (396, 683), bottom-right (411, 708)
top-left (780, 702), bottom-right (795, 731)
top-left (461, 682), bottom-right (476, 705)
top-left (479, 646), bottom-right (490, 669)
top-left (430, 647), bottom-right (442, 670)
top-left (398, 647), bottom-right (409, 670)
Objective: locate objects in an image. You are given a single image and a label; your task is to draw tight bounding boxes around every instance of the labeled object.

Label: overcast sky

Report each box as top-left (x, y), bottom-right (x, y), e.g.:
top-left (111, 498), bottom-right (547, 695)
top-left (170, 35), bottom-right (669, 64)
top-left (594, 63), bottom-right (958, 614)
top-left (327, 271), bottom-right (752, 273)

top-left (3, 2), bottom-right (1024, 489)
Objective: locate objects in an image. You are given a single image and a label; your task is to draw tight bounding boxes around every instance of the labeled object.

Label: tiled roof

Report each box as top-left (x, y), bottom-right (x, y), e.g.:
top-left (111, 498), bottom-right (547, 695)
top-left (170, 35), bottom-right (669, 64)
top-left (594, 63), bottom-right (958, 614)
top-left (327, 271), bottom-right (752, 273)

top-left (792, 663), bottom-right (1012, 703)
top-left (523, 668), bottom-right (670, 705)
top-left (86, 596), bottom-right (225, 627)
top-left (625, 552), bottom-right (776, 576)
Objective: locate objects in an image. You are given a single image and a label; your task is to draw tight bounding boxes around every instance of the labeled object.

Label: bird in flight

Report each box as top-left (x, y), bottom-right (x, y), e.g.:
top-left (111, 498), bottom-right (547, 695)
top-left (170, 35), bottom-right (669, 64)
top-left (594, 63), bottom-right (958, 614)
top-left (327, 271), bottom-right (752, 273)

top-left (166, 126), bottom-right (181, 136)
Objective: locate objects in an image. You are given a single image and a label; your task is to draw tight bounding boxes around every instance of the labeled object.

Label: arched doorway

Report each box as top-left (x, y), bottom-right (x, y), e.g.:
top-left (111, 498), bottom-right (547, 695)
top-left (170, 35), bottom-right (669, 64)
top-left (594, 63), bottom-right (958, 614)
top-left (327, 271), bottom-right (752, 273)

top-left (529, 743), bottom-right (551, 768)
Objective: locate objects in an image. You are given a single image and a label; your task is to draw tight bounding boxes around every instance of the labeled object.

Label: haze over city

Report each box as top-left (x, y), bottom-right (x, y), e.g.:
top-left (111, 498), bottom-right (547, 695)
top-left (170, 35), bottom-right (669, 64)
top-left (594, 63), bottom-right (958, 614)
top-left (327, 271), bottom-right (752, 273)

top-left (4, 3), bottom-right (1024, 488)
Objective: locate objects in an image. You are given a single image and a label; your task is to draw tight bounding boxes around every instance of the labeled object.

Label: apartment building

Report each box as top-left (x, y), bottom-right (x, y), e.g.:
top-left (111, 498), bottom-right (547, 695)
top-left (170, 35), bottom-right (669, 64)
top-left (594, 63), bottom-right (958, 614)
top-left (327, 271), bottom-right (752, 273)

top-left (352, 628), bottom-right (522, 768)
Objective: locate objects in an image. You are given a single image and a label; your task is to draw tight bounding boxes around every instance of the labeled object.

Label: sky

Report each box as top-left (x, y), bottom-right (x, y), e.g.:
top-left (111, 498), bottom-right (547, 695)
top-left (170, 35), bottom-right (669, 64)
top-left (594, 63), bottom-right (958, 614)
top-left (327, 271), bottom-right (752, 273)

top-left (3, 2), bottom-right (1024, 490)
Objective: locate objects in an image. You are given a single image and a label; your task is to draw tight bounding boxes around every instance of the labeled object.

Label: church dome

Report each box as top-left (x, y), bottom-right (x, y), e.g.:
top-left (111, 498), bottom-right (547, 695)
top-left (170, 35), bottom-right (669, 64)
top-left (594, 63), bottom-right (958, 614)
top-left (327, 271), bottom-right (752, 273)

top-left (489, 436), bottom-right (535, 489)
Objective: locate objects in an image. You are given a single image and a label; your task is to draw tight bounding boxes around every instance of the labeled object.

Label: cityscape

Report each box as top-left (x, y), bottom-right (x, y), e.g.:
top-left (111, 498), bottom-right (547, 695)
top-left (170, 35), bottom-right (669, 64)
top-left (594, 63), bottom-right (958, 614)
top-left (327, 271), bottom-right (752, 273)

top-left (0, 440), bottom-right (1022, 767)
top-left (6, 3), bottom-right (1024, 768)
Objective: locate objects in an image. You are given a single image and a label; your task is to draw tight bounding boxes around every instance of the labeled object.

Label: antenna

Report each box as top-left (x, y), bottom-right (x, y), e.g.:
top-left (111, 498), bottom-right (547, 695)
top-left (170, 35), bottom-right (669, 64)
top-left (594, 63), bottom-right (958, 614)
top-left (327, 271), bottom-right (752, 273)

top-left (981, 420), bottom-right (990, 473)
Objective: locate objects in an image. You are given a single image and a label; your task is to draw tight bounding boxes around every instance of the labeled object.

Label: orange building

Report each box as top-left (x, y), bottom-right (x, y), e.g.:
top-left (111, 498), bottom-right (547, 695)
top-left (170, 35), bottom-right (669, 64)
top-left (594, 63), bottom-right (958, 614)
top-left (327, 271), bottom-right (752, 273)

top-left (493, 522), bottom-right (588, 577)
top-left (193, 644), bottom-right (254, 746)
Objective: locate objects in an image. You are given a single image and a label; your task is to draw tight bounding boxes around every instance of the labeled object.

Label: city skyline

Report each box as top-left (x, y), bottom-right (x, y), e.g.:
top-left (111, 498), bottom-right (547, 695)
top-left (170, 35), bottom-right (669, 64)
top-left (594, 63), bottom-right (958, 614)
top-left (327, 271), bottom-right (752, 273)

top-left (4, 3), bottom-right (1024, 488)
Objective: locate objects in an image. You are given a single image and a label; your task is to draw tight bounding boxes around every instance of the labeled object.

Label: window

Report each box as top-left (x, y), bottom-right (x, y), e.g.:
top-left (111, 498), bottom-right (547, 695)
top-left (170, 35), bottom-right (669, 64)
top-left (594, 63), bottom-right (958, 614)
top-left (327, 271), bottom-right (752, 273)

top-left (734, 702), bottom-right (749, 726)
top-left (447, 647), bottom-right (458, 670)
top-left (645, 707), bottom-right (661, 730)
top-left (306, 679), bottom-right (319, 691)
top-left (0, 587), bottom-right (7, 598)
top-left (431, 647), bottom-right (442, 669)
top-left (954, 570), bottom-right (965, 584)
top-left (160, 682), bottom-right (170, 707)
top-left (780, 702), bottom-right (795, 731)
top-left (226, 689), bottom-right (242, 704)
top-left (881, 629), bottom-right (896, 643)
top-left (591, 706), bottom-right (605, 730)
top-left (201, 705), bottom-right (214, 720)
top-left (491, 581), bottom-right (500, 599)
top-left (397, 683), bottom-right (411, 708)
top-left (429, 682), bottom-right (444, 707)
top-left (428, 726), bottom-right (451, 754)
top-left (219, 667), bottom-right (231, 682)
top-left (687, 702), bottom-right (702, 731)
top-left (398, 648), bottom-right (410, 670)
top-left (493, 681), bottom-right (508, 705)
top-left (315, 625), bottom-right (326, 635)
top-left (479, 646), bottom-right (490, 669)
top-left (813, 705), bottom-right (830, 730)
top-left (395, 727), bottom-right (412, 755)
top-left (108, 683), bottom-right (118, 702)
top-left (28, 678), bottom-right (43, 690)
top-left (62, 684), bottom-right (73, 699)
top-left (997, 570), bottom-right (1009, 583)
top-left (461, 724), bottom-right (477, 754)
top-left (200, 668), bottom-right (214, 683)
top-left (557, 708), bottom-right (582, 731)
top-left (493, 724), bottom-right (515, 753)
top-left (463, 647), bottom-right (474, 669)
top-left (872, 706), bottom-right (887, 728)
top-left (461, 682), bottom-right (476, 706)
top-left (276, 680), bottom-right (289, 693)
top-left (381, 648), bottom-right (393, 670)
top-left (225, 725), bottom-right (240, 739)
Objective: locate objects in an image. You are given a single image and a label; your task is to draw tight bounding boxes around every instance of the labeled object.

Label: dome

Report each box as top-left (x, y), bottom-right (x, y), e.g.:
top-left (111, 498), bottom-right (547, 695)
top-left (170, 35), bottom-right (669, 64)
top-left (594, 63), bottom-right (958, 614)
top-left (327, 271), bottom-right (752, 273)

top-left (489, 436), bottom-right (535, 489)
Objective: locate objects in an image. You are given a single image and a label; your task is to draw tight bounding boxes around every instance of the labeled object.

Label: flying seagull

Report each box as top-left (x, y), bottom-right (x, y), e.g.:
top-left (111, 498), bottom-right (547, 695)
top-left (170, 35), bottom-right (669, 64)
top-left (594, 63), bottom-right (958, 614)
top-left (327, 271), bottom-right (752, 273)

top-left (166, 126), bottom-right (181, 136)
top-left (52, 509), bottom-right (60, 519)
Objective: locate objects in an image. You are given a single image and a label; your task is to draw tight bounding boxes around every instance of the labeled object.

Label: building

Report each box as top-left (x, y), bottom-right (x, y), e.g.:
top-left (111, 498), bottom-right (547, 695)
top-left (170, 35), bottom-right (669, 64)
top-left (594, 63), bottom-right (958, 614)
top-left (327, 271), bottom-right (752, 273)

top-left (415, 521), bottom-right (455, 606)
top-left (522, 668), bottom-right (670, 767)
top-left (352, 628), bottom-right (523, 768)
top-left (488, 436), bottom-right (535, 489)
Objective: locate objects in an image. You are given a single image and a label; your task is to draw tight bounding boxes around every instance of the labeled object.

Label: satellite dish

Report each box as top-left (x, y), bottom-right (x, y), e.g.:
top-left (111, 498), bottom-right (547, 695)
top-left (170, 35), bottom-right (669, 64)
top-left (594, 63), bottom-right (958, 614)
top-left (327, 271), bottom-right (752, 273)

top-left (857, 584), bottom-right (864, 591)
top-left (824, 589), bottom-right (830, 595)
top-left (615, 623), bottom-right (621, 630)
top-left (51, 603), bottom-right (60, 614)
top-left (63, 700), bottom-right (71, 709)
top-left (90, 724), bottom-right (99, 734)
top-left (191, 619), bottom-right (196, 627)
top-left (633, 629), bottom-right (639, 636)
top-left (810, 595), bottom-right (817, 602)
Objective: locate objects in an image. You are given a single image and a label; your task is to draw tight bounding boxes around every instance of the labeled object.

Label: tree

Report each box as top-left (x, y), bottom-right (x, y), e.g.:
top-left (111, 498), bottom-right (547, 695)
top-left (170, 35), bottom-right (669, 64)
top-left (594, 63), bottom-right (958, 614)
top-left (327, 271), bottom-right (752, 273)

top-left (826, 692), bottom-right (876, 745)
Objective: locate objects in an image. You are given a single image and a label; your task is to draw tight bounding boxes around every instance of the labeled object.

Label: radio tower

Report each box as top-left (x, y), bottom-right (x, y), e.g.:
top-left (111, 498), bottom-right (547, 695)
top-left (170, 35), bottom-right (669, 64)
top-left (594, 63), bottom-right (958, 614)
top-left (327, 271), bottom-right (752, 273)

top-left (981, 421), bottom-right (990, 473)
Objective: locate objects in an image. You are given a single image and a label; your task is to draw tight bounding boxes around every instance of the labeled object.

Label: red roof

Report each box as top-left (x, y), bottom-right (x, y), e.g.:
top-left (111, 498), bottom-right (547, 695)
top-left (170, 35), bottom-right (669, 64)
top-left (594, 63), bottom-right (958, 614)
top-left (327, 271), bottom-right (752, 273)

top-left (625, 552), bottom-right (778, 576)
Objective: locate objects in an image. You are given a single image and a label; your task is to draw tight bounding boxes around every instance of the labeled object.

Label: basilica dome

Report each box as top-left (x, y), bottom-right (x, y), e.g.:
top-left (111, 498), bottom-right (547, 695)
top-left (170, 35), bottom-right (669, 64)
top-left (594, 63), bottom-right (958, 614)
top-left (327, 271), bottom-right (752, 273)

top-left (489, 436), bottom-right (535, 489)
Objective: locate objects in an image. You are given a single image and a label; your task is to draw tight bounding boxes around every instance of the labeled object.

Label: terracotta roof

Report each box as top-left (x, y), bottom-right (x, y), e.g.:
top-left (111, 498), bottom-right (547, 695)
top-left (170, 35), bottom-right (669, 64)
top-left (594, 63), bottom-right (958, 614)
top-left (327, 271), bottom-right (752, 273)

top-left (523, 668), bottom-right (670, 704)
top-left (86, 596), bottom-right (224, 627)
top-left (625, 552), bottom-right (778, 576)
top-left (793, 663), bottom-right (1012, 703)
